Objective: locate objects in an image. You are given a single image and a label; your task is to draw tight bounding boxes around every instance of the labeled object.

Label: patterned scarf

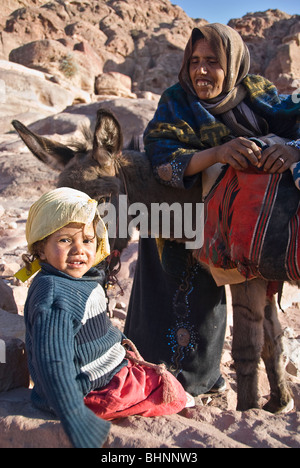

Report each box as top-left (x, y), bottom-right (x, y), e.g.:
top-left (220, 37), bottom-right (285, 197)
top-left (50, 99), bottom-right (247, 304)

top-left (144, 74), bottom-right (300, 173)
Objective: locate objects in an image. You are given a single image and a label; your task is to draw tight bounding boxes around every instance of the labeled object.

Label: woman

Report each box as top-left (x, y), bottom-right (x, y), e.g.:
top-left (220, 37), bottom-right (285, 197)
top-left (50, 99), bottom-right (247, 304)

top-left (125, 23), bottom-right (299, 396)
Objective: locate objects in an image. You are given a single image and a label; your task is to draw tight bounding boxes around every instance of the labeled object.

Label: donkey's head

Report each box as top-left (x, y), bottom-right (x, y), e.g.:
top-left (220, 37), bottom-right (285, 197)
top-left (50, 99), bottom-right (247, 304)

top-left (12, 108), bottom-right (123, 185)
top-left (12, 109), bottom-right (131, 263)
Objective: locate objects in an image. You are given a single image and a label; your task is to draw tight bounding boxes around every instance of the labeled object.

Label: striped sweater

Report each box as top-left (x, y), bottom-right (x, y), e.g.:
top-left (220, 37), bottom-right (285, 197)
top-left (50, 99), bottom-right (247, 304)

top-left (24, 263), bottom-right (127, 448)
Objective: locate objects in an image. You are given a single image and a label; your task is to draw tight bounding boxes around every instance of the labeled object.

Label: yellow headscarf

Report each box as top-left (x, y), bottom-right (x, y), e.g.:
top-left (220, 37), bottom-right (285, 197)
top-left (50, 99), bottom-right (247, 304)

top-left (15, 187), bottom-right (110, 282)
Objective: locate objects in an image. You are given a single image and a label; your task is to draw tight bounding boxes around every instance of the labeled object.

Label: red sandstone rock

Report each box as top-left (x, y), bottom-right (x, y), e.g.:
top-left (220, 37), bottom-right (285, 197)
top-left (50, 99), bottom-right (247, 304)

top-left (0, 2), bottom-right (297, 95)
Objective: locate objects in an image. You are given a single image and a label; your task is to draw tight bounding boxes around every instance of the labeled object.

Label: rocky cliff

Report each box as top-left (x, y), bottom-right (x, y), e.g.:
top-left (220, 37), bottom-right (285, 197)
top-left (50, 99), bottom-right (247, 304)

top-left (0, 0), bottom-right (299, 99)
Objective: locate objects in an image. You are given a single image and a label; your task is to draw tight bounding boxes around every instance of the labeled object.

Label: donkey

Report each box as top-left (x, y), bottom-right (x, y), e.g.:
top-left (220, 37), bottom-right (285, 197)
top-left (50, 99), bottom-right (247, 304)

top-left (12, 109), bottom-right (295, 414)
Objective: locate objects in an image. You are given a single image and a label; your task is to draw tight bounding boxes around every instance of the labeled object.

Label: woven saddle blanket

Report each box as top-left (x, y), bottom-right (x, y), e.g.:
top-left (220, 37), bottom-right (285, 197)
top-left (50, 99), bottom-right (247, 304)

top-left (195, 166), bottom-right (300, 285)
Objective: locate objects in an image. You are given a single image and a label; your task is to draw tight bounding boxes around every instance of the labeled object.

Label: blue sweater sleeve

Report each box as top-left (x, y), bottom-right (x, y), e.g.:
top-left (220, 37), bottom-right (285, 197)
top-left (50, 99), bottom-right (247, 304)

top-left (31, 307), bottom-right (110, 448)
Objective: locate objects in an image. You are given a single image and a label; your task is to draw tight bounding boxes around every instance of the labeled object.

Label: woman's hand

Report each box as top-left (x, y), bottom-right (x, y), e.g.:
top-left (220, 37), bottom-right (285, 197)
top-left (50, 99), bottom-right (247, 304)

top-left (258, 144), bottom-right (300, 173)
top-left (215, 137), bottom-right (261, 170)
top-left (185, 137), bottom-right (261, 177)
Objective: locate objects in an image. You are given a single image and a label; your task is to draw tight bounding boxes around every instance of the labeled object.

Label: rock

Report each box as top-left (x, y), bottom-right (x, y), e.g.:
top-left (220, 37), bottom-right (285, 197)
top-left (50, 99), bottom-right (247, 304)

top-left (283, 327), bottom-right (300, 378)
top-left (0, 262), bottom-right (20, 277)
top-left (0, 337), bottom-right (29, 392)
top-left (115, 301), bottom-right (127, 311)
top-left (0, 235), bottom-right (26, 251)
top-left (280, 283), bottom-right (300, 311)
top-left (11, 284), bottom-right (29, 315)
top-left (264, 39), bottom-right (300, 94)
top-left (0, 144), bottom-right (57, 199)
top-left (229, 9), bottom-right (300, 93)
top-left (0, 60), bottom-right (77, 132)
top-left (95, 72), bottom-right (136, 99)
top-left (1, 1), bottom-right (297, 97)
top-left (1, 387), bottom-right (300, 448)
top-left (0, 308), bottom-right (29, 392)
top-left (26, 98), bottom-right (157, 148)
top-left (9, 38), bottom-right (103, 94)
top-left (65, 21), bottom-right (108, 56)
top-left (0, 280), bottom-right (18, 314)
top-left (0, 388), bottom-right (71, 449)
top-left (112, 308), bottom-right (127, 320)
top-left (0, 308), bottom-right (25, 343)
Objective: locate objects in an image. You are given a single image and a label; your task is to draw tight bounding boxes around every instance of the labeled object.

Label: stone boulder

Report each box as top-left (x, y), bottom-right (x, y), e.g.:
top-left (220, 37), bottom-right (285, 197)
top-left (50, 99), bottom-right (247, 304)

top-left (0, 388), bottom-right (71, 448)
top-left (0, 308), bottom-right (29, 392)
top-left (0, 280), bottom-right (18, 314)
top-left (264, 37), bottom-right (300, 93)
top-left (0, 337), bottom-right (29, 392)
top-left (9, 38), bottom-right (103, 94)
top-left (21, 98), bottom-right (157, 148)
top-left (284, 327), bottom-right (300, 378)
top-left (229, 9), bottom-right (300, 93)
top-left (0, 60), bottom-right (89, 133)
top-left (95, 72), bottom-right (137, 99)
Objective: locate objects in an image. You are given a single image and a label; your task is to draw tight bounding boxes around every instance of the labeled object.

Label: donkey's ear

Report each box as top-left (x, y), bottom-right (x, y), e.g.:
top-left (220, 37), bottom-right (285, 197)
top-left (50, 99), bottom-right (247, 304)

top-left (12, 120), bottom-right (75, 171)
top-left (92, 109), bottom-right (123, 164)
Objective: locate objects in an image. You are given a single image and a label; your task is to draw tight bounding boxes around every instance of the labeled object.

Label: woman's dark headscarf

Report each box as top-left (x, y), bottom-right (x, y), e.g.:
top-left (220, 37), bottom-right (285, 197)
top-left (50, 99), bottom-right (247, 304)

top-left (179, 23), bottom-right (250, 114)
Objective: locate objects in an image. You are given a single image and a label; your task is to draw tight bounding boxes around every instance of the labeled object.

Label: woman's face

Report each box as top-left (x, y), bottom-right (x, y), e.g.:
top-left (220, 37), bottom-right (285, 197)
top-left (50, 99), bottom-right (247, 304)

top-left (189, 39), bottom-right (225, 100)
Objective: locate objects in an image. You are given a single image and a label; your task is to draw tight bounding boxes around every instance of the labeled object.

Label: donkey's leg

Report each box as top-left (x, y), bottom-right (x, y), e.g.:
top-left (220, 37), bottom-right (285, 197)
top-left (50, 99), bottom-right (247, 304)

top-left (230, 279), bottom-right (266, 411)
top-left (261, 296), bottom-right (294, 413)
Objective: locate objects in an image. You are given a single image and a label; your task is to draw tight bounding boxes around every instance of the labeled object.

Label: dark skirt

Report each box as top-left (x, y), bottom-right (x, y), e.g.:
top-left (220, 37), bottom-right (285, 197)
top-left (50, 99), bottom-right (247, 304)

top-left (124, 238), bottom-right (227, 396)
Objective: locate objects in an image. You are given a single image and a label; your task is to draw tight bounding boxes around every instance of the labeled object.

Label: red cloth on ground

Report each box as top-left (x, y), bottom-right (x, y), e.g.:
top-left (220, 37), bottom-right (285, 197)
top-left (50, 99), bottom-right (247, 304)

top-left (84, 353), bottom-right (187, 421)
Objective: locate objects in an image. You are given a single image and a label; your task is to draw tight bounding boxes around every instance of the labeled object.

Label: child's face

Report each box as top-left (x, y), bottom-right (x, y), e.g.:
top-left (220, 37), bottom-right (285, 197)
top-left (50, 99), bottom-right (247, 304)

top-left (39, 222), bottom-right (97, 278)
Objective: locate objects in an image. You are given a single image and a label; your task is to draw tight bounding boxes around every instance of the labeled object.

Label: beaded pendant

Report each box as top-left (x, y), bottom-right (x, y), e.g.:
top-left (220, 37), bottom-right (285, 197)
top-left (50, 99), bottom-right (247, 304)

top-left (166, 263), bottom-right (200, 376)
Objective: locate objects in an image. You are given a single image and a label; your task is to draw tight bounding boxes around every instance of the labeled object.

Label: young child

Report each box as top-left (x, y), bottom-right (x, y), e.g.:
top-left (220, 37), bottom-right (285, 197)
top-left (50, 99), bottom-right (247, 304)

top-left (16, 187), bottom-right (192, 449)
